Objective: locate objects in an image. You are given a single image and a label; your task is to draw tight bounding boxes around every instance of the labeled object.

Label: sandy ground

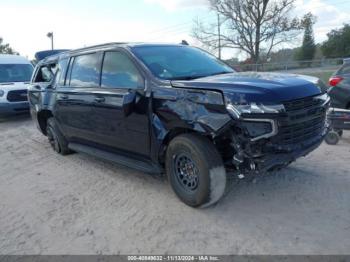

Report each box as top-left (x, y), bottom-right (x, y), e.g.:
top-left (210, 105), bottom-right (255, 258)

top-left (0, 115), bottom-right (349, 255)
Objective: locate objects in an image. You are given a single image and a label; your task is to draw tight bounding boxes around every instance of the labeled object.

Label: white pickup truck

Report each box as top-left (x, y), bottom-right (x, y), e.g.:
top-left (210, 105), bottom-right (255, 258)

top-left (0, 54), bottom-right (33, 116)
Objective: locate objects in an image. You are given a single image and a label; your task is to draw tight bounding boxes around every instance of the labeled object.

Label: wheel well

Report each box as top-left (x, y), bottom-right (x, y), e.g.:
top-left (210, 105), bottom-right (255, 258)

top-left (158, 128), bottom-right (198, 165)
top-left (37, 110), bottom-right (53, 135)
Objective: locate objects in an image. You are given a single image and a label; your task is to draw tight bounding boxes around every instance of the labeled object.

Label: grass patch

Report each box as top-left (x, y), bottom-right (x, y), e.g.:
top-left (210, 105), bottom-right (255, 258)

top-left (305, 71), bottom-right (333, 83)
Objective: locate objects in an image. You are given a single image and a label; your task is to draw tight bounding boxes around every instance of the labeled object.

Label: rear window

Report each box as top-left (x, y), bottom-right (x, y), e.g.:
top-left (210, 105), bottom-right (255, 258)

top-left (0, 64), bottom-right (33, 83)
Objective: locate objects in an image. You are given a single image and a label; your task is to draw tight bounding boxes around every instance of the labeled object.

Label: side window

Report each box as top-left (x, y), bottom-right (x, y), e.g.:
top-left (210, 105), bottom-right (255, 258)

top-left (69, 53), bottom-right (102, 87)
top-left (56, 58), bottom-right (69, 86)
top-left (34, 65), bottom-right (54, 83)
top-left (101, 51), bottom-right (143, 89)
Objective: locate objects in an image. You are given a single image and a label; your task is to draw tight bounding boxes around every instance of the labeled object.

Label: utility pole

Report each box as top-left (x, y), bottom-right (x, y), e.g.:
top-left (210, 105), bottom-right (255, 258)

top-left (217, 13), bottom-right (222, 60)
top-left (47, 32), bottom-right (54, 50)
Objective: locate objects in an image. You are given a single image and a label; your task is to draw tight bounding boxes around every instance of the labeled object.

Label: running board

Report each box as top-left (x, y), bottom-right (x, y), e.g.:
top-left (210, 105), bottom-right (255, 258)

top-left (68, 143), bottom-right (162, 174)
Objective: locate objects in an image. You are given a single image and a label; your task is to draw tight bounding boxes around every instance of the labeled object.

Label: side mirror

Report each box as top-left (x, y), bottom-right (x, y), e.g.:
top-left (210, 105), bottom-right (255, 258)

top-left (122, 91), bottom-right (137, 117)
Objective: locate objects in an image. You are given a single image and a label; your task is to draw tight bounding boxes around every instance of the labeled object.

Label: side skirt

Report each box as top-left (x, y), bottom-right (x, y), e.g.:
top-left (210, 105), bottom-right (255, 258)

top-left (68, 143), bottom-right (163, 174)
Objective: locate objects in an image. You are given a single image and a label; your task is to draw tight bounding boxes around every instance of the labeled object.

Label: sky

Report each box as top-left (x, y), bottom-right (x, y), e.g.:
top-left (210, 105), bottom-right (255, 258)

top-left (0, 0), bottom-right (349, 60)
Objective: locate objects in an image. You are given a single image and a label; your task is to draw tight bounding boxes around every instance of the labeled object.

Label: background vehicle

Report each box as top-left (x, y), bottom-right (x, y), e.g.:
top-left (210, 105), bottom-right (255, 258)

top-left (0, 54), bottom-right (33, 116)
top-left (328, 58), bottom-right (350, 109)
top-left (325, 108), bottom-right (350, 145)
top-left (34, 49), bottom-right (70, 63)
top-left (28, 43), bottom-right (330, 207)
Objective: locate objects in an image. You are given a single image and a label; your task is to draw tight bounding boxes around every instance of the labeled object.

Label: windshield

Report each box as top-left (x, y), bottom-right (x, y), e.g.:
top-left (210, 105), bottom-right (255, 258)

top-left (0, 64), bottom-right (33, 83)
top-left (131, 46), bottom-right (234, 80)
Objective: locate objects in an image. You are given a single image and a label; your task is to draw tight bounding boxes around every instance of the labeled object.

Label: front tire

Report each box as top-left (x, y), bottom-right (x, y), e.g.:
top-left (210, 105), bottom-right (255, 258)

top-left (166, 134), bottom-right (226, 208)
top-left (46, 118), bottom-right (71, 155)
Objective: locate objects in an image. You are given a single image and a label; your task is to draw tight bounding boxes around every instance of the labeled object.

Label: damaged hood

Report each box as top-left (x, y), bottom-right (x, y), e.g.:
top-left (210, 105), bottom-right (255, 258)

top-left (171, 72), bottom-right (325, 104)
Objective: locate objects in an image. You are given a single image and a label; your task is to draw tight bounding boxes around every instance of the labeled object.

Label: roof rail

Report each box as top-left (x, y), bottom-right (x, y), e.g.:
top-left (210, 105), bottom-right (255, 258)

top-left (70, 42), bottom-right (127, 53)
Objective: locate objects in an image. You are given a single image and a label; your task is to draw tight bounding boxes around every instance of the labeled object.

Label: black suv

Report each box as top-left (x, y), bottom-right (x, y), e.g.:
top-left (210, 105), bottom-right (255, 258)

top-left (29, 43), bottom-right (330, 207)
top-left (328, 58), bottom-right (350, 109)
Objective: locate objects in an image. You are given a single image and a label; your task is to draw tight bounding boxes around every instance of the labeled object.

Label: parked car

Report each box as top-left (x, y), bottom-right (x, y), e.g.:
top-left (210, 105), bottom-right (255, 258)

top-left (34, 49), bottom-right (70, 63)
top-left (328, 58), bottom-right (350, 109)
top-left (28, 43), bottom-right (330, 207)
top-left (0, 54), bottom-right (34, 116)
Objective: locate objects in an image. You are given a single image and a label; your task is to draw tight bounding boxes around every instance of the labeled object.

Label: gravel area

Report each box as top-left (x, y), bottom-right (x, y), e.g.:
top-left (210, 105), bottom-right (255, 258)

top-left (0, 115), bottom-right (349, 255)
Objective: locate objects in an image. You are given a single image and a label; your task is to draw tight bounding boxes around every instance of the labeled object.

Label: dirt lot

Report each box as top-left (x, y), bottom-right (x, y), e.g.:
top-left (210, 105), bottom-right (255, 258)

top-left (0, 115), bottom-right (349, 255)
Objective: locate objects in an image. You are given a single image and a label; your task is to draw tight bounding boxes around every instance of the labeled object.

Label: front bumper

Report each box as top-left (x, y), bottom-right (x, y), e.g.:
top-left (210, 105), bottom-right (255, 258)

top-left (227, 94), bottom-right (330, 174)
top-left (228, 126), bottom-right (328, 175)
top-left (255, 133), bottom-right (326, 172)
top-left (0, 102), bottom-right (29, 115)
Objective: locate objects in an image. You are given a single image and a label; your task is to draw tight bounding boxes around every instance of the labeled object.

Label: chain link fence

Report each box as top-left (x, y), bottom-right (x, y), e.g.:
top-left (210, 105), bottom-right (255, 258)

top-left (228, 58), bottom-right (344, 72)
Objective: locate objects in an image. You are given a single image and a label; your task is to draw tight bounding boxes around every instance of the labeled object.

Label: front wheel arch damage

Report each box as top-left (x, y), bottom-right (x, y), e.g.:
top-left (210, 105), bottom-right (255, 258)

top-left (151, 87), bottom-right (232, 166)
top-left (158, 127), bottom-right (198, 167)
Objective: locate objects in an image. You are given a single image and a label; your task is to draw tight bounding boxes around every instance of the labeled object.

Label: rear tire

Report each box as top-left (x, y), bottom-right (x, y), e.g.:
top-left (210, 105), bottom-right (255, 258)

top-left (325, 131), bottom-right (340, 145)
top-left (166, 134), bottom-right (226, 208)
top-left (46, 118), bottom-right (71, 155)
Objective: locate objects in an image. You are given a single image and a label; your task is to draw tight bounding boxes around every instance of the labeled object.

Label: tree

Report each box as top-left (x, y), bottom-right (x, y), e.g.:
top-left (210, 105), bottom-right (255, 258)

top-left (296, 12), bottom-right (316, 61)
top-left (192, 0), bottom-right (303, 63)
top-left (0, 38), bottom-right (18, 54)
top-left (321, 24), bottom-right (350, 58)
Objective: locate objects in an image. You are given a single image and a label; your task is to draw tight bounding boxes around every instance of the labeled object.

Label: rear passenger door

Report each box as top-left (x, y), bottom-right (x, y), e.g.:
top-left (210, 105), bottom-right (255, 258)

top-left (90, 50), bottom-right (150, 157)
top-left (54, 52), bottom-right (103, 144)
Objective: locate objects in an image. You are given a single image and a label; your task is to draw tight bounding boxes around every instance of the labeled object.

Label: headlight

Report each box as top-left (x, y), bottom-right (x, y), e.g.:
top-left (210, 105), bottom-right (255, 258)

top-left (225, 101), bottom-right (281, 141)
top-left (240, 119), bottom-right (278, 141)
top-left (226, 102), bottom-right (285, 119)
top-left (0, 90), bottom-right (4, 97)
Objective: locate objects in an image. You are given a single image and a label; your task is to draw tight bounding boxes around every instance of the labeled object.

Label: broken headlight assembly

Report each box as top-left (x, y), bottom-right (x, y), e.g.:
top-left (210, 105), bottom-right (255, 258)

top-left (226, 102), bottom-right (285, 118)
top-left (226, 102), bottom-right (283, 141)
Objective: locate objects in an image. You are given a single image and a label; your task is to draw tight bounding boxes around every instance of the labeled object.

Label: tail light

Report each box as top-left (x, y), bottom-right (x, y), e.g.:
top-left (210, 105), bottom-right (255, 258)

top-left (329, 76), bottom-right (343, 86)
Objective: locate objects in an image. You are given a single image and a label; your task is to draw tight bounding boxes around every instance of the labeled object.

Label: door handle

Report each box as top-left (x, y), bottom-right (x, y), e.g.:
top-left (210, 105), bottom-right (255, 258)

top-left (94, 97), bottom-right (105, 103)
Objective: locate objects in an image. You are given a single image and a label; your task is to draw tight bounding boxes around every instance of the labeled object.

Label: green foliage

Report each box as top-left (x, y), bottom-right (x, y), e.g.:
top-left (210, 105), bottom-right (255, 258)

top-left (296, 12), bottom-right (316, 61)
top-left (0, 38), bottom-right (18, 54)
top-left (321, 24), bottom-right (350, 58)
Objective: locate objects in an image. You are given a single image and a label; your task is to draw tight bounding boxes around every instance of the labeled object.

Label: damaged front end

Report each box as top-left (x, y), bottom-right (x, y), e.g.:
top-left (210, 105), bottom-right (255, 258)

top-left (216, 93), bottom-right (330, 176)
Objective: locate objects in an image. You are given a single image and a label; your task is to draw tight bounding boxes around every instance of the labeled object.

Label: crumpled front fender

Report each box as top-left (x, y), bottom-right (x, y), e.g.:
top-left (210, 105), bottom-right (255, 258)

top-left (151, 86), bottom-right (232, 161)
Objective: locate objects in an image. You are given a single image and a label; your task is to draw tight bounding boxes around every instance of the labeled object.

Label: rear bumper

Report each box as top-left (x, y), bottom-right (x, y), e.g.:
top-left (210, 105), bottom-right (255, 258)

top-left (0, 102), bottom-right (29, 115)
top-left (328, 88), bottom-right (349, 109)
top-left (330, 98), bottom-right (347, 109)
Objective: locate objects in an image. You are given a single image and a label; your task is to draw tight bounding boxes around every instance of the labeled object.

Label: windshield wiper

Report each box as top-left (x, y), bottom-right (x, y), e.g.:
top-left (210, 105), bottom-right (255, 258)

top-left (169, 75), bottom-right (205, 80)
top-left (169, 71), bottom-right (233, 81)
top-left (207, 71), bottom-right (233, 77)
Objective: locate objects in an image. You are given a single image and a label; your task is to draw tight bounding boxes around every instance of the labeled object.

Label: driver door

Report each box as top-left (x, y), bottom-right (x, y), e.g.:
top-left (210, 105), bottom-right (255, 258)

top-left (90, 50), bottom-right (150, 157)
